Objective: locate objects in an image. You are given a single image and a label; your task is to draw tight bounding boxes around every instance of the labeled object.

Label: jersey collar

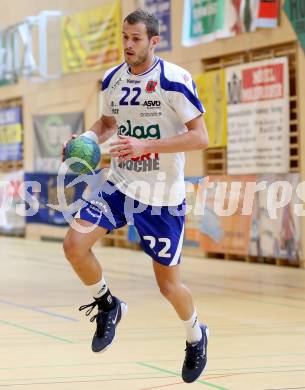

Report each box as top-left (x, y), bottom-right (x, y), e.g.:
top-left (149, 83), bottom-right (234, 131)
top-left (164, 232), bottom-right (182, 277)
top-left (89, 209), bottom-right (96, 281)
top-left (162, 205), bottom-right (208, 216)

top-left (127, 57), bottom-right (160, 77)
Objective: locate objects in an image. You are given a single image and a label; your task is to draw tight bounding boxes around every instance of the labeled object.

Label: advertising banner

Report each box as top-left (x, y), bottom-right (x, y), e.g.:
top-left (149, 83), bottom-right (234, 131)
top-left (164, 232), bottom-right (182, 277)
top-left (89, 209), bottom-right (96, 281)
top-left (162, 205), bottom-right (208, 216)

top-left (199, 175), bottom-right (256, 255)
top-left (61, 1), bottom-right (122, 73)
top-left (25, 172), bottom-right (87, 226)
top-left (184, 173), bottom-right (301, 262)
top-left (230, 0), bottom-right (260, 33)
top-left (226, 57), bottom-right (289, 174)
top-left (184, 177), bottom-right (202, 249)
top-left (182, 0), bottom-right (234, 47)
top-left (33, 112), bottom-right (83, 173)
top-left (0, 107), bottom-right (22, 161)
top-left (230, 0), bottom-right (279, 33)
top-left (257, 0), bottom-right (279, 28)
top-left (182, 1), bottom-right (279, 47)
top-left (284, 0), bottom-right (305, 54)
top-left (255, 173), bottom-right (301, 262)
top-left (137, 0), bottom-right (171, 51)
top-left (194, 69), bottom-right (227, 147)
top-left (0, 170), bottom-right (25, 234)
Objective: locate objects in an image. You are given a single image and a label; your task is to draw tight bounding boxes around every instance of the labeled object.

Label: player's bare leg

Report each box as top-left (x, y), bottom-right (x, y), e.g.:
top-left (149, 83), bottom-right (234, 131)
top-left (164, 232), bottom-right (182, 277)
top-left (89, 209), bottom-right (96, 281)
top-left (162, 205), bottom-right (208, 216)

top-left (63, 219), bottom-right (127, 352)
top-left (153, 261), bottom-right (208, 383)
top-left (63, 219), bottom-right (107, 285)
top-left (152, 261), bottom-right (194, 320)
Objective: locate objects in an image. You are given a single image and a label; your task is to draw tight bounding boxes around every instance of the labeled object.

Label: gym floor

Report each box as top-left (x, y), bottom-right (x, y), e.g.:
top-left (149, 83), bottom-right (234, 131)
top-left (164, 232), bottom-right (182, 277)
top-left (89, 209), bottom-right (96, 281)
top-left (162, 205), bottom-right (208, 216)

top-left (1, 236), bottom-right (305, 390)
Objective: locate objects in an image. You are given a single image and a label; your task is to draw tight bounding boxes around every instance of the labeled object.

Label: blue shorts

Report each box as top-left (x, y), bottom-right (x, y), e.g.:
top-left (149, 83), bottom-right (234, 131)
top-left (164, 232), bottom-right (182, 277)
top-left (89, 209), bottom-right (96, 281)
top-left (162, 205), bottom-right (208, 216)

top-left (79, 181), bottom-right (185, 266)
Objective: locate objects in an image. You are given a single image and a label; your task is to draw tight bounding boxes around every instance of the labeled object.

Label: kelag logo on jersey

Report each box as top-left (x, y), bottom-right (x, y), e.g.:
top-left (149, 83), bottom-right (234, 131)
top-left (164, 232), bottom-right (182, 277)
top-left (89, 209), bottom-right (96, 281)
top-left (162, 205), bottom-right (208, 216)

top-left (118, 120), bottom-right (160, 139)
top-left (117, 120), bottom-right (160, 172)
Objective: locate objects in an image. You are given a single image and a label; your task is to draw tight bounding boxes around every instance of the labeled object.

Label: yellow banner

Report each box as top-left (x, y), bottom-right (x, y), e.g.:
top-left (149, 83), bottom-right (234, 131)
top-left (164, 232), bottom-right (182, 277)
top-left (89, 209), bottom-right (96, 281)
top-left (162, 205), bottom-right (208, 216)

top-left (194, 69), bottom-right (227, 148)
top-left (0, 124), bottom-right (22, 144)
top-left (61, 1), bottom-right (122, 73)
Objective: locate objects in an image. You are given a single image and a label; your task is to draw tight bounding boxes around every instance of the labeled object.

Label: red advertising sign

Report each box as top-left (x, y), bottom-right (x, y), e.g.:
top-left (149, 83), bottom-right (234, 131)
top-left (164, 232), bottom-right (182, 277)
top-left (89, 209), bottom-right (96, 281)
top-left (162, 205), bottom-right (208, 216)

top-left (242, 64), bottom-right (284, 102)
top-left (257, 0), bottom-right (279, 28)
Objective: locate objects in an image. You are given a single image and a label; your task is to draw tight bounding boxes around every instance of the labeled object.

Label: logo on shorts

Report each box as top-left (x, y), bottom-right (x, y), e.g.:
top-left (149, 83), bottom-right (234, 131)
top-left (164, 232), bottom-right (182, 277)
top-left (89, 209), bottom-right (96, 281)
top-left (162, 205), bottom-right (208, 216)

top-left (91, 200), bottom-right (108, 213)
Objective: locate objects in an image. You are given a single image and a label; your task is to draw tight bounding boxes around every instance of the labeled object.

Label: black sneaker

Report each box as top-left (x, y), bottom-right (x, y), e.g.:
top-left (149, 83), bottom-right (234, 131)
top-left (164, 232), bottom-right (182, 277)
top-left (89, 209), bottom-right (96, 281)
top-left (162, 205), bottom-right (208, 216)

top-left (79, 296), bottom-right (128, 353)
top-left (182, 324), bottom-right (209, 383)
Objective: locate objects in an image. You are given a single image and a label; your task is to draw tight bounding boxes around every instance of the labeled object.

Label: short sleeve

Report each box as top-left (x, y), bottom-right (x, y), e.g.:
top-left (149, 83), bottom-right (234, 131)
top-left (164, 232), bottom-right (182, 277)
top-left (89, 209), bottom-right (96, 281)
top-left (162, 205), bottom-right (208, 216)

top-left (167, 72), bottom-right (205, 124)
top-left (100, 80), bottom-right (113, 117)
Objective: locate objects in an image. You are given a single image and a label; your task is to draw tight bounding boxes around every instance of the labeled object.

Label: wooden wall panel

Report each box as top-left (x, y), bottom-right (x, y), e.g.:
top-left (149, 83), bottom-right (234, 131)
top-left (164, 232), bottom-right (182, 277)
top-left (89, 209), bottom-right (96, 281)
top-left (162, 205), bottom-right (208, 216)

top-left (0, 0), bottom-right (304, 262)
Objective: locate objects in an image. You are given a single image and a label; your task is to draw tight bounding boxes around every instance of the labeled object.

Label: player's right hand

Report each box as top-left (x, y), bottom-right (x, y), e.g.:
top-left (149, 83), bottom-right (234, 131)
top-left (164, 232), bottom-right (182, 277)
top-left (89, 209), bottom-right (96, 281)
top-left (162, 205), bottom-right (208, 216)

top-left (61, 134), bottom-right (77, 162)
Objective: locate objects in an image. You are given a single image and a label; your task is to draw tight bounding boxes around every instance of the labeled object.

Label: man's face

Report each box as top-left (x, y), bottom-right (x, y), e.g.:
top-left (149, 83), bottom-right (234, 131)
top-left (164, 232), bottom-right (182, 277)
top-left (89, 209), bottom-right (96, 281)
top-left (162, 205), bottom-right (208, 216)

top-left (122, 21), bottom-right (155, 67)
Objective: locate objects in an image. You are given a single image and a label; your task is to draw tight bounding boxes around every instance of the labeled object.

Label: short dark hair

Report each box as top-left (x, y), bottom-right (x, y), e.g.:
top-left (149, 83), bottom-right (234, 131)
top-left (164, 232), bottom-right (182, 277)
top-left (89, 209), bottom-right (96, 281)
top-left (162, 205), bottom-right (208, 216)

top-left (124, 9), bottom-right (159, 39)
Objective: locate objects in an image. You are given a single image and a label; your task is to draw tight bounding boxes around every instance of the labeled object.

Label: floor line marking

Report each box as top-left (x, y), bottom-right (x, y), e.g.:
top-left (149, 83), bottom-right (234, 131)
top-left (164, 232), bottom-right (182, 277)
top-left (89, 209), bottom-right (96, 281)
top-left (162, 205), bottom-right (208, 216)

top-left (0, 300), bottom-right (78, 322)
top-left (0, 376), bottom-right (175, 387)
top-left (140, 380), bottom-right (185, 390)
top-left (0, 372), bottom-right (172, 383)
top-left (137, 362), bottom-right (231, 390)
top-left (0, 320), bottom-right (74, 344)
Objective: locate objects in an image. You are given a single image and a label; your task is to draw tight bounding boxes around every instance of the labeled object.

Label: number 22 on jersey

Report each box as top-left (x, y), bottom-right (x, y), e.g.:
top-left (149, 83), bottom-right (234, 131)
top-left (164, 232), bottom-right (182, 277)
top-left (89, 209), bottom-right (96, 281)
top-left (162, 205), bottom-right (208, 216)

top-left (119, 87), bottom-right (141, 106)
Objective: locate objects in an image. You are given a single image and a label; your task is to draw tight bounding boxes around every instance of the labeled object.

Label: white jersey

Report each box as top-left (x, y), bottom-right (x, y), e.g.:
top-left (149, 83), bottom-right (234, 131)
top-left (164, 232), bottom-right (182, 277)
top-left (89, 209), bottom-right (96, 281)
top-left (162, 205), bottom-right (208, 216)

top-left (101, 57), bottom-right (204, 206)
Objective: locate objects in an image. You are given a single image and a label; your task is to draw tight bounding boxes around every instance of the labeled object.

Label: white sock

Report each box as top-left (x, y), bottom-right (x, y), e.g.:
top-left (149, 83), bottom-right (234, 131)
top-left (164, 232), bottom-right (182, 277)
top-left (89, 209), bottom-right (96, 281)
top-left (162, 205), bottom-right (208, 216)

top-left (87, 277), bottom-right (108, 299)
top-left (183, 310), bottom-right (202, 344)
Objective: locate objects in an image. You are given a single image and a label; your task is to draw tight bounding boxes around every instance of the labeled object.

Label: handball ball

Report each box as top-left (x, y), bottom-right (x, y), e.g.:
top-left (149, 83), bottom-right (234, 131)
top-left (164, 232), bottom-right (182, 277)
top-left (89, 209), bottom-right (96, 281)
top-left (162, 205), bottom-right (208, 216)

top-left (64, 136), bottom-right (101, 174)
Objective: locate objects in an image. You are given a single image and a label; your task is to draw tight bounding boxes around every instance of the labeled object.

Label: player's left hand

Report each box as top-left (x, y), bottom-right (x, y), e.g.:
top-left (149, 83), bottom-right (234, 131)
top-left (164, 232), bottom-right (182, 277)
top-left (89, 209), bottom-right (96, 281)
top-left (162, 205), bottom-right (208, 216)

top-left (109, 136), bottom-right (148, 161)
top-left (61, 134), bottom-right (78, 162)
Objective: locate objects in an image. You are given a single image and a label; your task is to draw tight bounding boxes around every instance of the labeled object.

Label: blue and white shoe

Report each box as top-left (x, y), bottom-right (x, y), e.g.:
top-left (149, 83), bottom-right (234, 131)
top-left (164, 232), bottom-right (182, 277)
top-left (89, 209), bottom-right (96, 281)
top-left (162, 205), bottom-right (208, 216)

top-left (79, 296), bottom-right (128, 353)
top-left (182, 324), bottom-right (209, 383)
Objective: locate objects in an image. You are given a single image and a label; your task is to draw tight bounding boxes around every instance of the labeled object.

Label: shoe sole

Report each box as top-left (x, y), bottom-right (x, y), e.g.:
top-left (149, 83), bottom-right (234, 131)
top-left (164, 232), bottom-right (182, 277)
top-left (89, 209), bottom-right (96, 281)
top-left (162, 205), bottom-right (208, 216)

top-left (94, 302), bottom-right (128, 354)
top-left (195, 325), bottom-right (209, 380)
top-left (206, 326), bottom-right (210, 341)
top-left (204, 326), bottom-right (209, 362)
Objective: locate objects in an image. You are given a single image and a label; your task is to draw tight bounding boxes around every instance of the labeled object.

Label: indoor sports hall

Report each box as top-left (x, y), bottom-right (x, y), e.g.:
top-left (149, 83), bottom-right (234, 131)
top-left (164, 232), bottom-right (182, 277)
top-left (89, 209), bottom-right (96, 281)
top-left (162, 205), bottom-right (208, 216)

top-left (1, 1), bottom-right (305, 389)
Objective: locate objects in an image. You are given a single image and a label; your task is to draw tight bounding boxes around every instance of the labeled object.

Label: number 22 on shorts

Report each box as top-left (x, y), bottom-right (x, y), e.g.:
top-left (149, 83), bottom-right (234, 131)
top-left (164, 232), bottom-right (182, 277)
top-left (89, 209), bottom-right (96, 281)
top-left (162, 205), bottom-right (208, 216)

top-left (143, 236), bottom-right (171, 258)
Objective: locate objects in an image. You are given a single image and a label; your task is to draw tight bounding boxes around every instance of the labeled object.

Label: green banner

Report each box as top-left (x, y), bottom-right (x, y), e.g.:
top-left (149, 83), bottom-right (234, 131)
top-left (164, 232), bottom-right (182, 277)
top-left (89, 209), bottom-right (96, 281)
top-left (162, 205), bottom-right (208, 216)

top-left (189, 0), bottom-right (224, 37)
top-left (33, 112), bottom-right (83, 172)
top-left (284, 0), bottom-right (305, 53)
top-left (182, 0), bottom-right (233, 46)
